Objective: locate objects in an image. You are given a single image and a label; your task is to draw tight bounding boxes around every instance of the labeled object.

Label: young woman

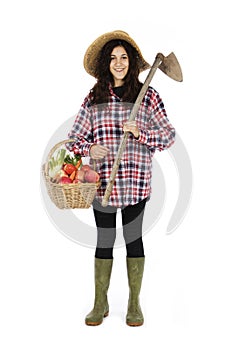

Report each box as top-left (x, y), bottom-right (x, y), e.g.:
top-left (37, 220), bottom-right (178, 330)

top-left (67, 30), bottom-right (176, 326)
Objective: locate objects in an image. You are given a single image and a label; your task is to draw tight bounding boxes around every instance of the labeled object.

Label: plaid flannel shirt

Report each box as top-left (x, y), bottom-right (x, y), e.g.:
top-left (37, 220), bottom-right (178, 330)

top-left (67, 86), bottom-right (175, 207)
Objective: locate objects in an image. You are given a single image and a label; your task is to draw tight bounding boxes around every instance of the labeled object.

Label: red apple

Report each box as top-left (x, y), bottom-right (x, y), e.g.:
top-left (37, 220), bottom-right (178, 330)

top-left (81, 165), bottom-right (91, 172)
top-left (75, 169), bottom-right (85, 182)
top-left (84, 170), bottom-right (100, 183)
top-left (54, 169), bottom-right (68, 183)
top-left (59, 176), bottom-right (72, 184)
top-left (73, 179), bottom-right (83, 183)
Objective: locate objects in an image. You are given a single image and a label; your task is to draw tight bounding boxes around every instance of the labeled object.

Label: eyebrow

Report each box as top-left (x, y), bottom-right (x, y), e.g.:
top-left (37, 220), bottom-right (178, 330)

top-left (110, 53), bottom-right (128, 57)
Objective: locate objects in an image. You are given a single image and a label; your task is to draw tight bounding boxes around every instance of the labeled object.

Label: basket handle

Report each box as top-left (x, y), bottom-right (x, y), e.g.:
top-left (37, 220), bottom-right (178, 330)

top-left (45, 139), bottom-right (96, 175)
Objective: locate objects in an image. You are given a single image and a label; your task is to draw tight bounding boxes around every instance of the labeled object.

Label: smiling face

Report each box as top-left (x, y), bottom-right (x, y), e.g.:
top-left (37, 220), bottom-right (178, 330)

top-left (109, 46), bottom-right (129, 87)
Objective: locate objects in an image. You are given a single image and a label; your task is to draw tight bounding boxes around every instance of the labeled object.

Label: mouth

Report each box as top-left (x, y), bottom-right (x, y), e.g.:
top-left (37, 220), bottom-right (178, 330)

top-left (114, 68), bottom-right (125, 72)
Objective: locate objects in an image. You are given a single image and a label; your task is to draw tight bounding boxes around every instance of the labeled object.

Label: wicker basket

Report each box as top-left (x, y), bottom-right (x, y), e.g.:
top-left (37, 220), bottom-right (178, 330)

top-left (42, 139), bottom-right (100, 209)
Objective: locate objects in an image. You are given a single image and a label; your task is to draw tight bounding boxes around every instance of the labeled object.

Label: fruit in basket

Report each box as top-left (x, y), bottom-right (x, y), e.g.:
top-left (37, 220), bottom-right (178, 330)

top-left (73, 178), bottom-right (83, 184)
top-left (59, 176), bottom-right (73, 184)
top-left (81, 165), bottom-right (91, 172)
top-left (84, 169), bottom-right (100, 183)
top-left (75, 169), bottom-right (85, 182)
top-left (53, 169), bottom-right (68, 182)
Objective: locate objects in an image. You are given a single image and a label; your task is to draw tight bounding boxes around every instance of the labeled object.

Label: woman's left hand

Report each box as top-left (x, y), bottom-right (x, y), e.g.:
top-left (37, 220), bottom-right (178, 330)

top-left (123, 121), bottom-right (140, 139)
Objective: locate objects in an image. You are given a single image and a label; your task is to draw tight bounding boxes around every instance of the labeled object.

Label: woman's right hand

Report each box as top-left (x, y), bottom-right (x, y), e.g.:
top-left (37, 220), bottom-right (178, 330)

top-left (90, 144), bottom-right (109, 159)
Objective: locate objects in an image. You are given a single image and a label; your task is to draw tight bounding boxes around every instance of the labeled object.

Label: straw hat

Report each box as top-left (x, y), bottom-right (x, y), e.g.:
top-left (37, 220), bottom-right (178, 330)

top-left (83, 30), bottom-right (150, 78)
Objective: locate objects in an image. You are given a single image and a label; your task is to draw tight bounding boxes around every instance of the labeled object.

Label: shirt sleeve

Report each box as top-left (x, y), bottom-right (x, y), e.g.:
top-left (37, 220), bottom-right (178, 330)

top-left (66, 95), bottom-right (94, 156)
top-left (136, 89), bottom-right (176, 152)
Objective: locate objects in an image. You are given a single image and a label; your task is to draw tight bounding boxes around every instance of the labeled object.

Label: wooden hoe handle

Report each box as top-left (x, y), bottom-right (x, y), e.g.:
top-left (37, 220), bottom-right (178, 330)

top-left (101, 54), bottom-right (164, 207)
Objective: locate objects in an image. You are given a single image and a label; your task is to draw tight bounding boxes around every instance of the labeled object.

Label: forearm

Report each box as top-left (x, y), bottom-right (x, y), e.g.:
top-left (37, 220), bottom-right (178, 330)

top-left (66, 131), bottom-right (94, 157)
top-left (66, 96), bottom-right (94, 156)
top-left (136, 125), bottom-right (176, 151)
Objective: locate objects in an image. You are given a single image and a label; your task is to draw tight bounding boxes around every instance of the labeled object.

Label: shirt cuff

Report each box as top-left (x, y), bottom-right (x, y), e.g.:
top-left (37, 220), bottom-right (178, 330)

top-left (71, 142), bottom-right (94, 157)
top-left (82, 142), bottom-right (95, 157)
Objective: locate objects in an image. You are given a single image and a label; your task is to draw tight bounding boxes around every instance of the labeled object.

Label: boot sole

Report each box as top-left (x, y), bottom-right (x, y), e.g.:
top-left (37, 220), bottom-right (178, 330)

top-left (85, 311), bottom-right (109, 326)
top-left (126, 321), bottom-right (143, 327)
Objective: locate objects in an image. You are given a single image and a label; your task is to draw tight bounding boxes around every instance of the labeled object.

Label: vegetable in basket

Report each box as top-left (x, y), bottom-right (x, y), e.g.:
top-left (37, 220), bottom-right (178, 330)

top-left (48, 149), bottom-right (66, 178)
top-left (48, 147), bottom-right (100, 184)
top-left (63, 163), bottom-right (76, 175)
top-left (64, 153), bottom-right (82, 167)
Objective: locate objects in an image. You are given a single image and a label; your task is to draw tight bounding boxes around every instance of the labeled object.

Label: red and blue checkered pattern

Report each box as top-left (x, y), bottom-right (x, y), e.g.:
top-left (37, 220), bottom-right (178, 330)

top-left (67, 86), bottom-right (175, 207)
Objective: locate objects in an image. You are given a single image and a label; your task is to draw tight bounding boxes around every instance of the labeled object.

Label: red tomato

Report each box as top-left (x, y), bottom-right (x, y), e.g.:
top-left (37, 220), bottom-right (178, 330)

top-left (63, 163), bottom-right (76, 175)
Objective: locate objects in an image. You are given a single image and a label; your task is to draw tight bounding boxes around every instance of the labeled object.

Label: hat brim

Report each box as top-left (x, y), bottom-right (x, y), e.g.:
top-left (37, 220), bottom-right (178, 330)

top-left (83, 30), bottom-right (151, 78)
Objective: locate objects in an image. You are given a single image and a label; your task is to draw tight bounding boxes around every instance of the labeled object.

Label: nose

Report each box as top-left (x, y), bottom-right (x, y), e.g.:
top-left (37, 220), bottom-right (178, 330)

top-left (115, 57), bottom-right (123, 66)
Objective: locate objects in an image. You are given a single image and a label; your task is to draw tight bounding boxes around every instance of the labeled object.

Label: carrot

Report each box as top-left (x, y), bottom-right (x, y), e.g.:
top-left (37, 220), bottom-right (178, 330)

top-left (70, 170), bottom-right (76, 181)
top-left (75, 159), bottom-right (82, 169)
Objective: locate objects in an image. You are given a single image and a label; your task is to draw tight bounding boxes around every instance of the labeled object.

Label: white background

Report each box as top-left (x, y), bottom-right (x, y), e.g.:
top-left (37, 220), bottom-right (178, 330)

top-left (1, 0), bottom-right (233, 349)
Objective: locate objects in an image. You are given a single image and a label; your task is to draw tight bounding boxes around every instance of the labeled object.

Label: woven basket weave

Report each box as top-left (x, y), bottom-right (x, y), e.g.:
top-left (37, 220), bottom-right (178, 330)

top-left (42, 139), bottom-right (100, 209)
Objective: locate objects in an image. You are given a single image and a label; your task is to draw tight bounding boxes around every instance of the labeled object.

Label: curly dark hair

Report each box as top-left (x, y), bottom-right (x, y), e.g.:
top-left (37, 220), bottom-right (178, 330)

top-left (90, 39), bottom-right (142, 104)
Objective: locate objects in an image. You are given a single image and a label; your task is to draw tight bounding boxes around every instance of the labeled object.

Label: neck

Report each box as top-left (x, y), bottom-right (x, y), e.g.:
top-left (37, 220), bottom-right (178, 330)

top-left (114, 79), bottom-right (124, 87)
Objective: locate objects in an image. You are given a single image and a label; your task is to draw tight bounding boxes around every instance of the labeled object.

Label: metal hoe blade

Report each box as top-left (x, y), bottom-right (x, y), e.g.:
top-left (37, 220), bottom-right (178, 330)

top-left (158, 52), bottom-right (183, 82)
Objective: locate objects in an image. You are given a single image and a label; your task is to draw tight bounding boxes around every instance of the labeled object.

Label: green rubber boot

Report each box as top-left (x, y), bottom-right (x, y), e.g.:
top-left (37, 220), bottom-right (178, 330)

top-left (85, 258), bottom-right (113, 326)
top-left (126, 257), bottom-right (145, 326)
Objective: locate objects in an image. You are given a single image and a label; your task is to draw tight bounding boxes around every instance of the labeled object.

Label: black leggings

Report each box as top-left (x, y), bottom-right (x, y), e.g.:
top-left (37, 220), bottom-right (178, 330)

top-left (92, 198), bottom-right (147, 259)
